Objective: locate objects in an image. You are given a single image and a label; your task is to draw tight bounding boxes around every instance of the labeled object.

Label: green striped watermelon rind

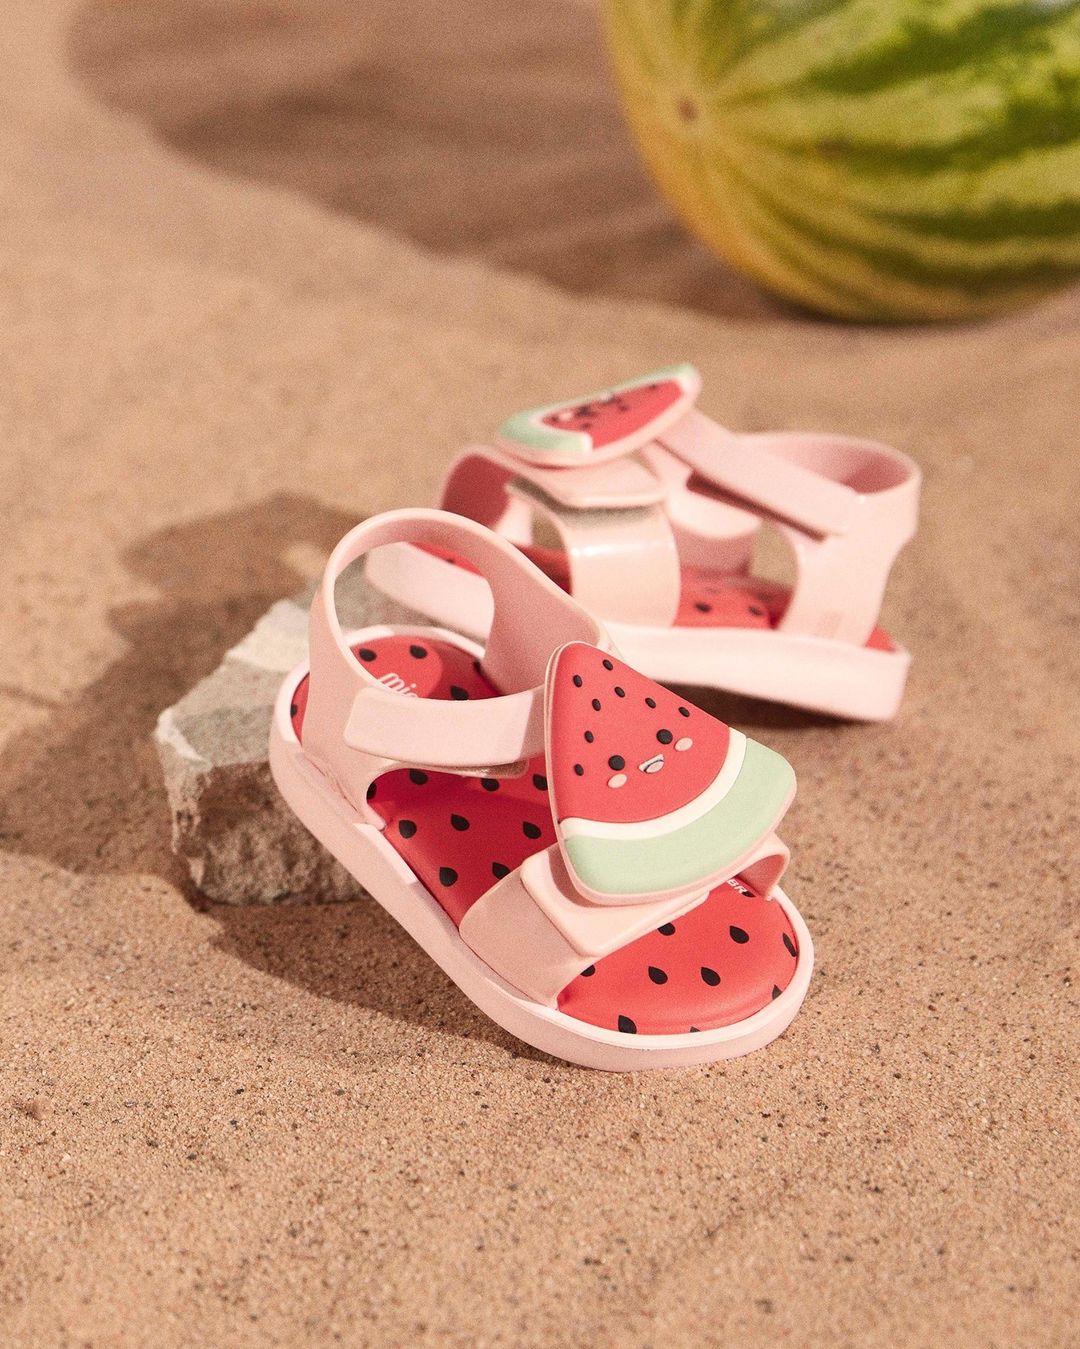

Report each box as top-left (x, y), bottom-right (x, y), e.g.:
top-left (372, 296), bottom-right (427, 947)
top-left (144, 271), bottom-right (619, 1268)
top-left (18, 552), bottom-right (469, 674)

top-left (604, 0), bottom-right (1080, 321)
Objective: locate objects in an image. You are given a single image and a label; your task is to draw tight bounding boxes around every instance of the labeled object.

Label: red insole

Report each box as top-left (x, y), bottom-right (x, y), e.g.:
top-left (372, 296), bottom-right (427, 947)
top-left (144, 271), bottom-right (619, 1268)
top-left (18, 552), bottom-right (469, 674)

top-left (419, 543), bottom-right (894, 651)
top-left (290, 634), bottom-right (800, 1036)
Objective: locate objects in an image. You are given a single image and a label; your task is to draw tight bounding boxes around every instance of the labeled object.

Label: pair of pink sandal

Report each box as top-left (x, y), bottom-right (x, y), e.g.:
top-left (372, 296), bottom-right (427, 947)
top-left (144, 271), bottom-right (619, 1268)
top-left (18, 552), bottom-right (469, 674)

top-left (270, 367), bottom-right (920, 1070)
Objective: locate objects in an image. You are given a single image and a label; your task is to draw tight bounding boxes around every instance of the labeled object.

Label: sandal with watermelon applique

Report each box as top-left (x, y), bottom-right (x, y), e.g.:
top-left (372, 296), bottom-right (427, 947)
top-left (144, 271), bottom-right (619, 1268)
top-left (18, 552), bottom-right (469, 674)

top-left (270, 509), bottom-right (813, 1071)
top-left (366, 364), bottom-right (920, 721)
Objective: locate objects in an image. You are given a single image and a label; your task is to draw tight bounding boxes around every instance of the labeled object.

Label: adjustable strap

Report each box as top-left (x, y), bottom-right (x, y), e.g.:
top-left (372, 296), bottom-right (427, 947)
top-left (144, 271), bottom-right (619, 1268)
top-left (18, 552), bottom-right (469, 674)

top-left (460, 830), bottom-right (790, 1008)
top-left (658, 413), bottom-right (921, 646)
top-left (662, 409), bottom-right (861, 537)
top-left (301, 509), bottom-right (607, 819)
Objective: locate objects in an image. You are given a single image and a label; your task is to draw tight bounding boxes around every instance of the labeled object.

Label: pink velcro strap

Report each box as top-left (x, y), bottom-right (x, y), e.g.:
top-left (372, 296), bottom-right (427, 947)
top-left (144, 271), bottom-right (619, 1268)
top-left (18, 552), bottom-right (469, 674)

top-left (661, 408), bottom-right (861, 537)
top-left (458, 846), bottom-right (709, 1006)
top-left (345, 682), bottom-right (544, 771)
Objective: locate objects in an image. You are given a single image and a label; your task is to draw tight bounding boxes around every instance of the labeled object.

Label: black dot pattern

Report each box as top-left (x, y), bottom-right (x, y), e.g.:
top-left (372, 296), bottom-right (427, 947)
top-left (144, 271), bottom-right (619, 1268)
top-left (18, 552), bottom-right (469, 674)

top-left (730, 926), bottom-right (750, 944)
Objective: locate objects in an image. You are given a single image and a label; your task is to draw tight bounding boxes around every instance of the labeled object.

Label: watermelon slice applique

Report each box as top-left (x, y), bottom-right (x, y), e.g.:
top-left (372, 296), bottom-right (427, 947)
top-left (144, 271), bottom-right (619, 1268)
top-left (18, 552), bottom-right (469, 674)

top-left (496, 364), bottom-right (701, 467)
top-left (544, 643), bottom-right (795, 904)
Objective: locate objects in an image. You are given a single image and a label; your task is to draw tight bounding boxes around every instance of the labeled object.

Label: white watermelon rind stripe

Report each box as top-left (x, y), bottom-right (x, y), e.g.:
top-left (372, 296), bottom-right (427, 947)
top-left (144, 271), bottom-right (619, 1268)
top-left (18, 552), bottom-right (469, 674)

top-left (562, 737), bottom-right (795, 899)
top-left (559, 729), bottom-right (747, 842)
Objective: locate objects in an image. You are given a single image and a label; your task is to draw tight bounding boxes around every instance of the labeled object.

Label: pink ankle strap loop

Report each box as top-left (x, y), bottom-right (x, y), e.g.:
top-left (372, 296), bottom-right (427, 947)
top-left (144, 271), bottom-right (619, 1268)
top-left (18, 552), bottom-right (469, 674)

top-left (505, 479), bottom-right (681, 629)
top-left (302, 510), bottom-right (607, 816)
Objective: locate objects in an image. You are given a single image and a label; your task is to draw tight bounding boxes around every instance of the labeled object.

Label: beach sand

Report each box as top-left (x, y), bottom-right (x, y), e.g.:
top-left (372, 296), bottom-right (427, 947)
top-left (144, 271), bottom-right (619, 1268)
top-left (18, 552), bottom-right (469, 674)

top-left (1, 2), bottom-right (1077, 1343)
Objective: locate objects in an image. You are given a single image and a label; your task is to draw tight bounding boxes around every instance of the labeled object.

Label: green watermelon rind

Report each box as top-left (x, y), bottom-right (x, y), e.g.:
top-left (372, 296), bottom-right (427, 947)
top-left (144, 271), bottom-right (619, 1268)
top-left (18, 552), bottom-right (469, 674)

top-left (496, 362), bottom-right (701, 460)
top-left (561, 737), bottom-right (794, 898)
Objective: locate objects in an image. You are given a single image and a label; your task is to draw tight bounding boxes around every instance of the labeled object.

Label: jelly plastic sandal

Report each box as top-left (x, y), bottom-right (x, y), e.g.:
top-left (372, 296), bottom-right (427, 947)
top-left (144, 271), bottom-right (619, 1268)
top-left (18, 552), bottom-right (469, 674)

top-left (366, 365), bottom-right (920, 721)
top-left (269, 509), bottom-right (813, 1071)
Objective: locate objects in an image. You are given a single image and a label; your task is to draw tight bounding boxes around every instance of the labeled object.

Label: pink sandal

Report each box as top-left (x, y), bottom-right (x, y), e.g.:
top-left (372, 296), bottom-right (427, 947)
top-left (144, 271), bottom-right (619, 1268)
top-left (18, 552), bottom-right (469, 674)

top-left (270, 509), bottom-right (812, 1070)
top-left (367, 365), bottom-right (921, 721)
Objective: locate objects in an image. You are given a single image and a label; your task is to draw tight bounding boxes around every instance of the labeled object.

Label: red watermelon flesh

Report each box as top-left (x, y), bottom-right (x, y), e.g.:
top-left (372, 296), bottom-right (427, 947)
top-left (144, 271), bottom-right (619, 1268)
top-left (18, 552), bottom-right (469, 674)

top-left (547, 642), bottom-right (730, 826)
top-left (541, 378), bottom-right (685, 451)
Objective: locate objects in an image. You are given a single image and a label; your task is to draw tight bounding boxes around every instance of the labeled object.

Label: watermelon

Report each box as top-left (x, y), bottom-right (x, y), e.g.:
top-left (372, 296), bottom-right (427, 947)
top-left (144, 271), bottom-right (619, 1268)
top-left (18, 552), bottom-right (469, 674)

top-left (546, 643), bottom-right (795, 900)
top-left (603, 0), bottom-right (1080, 321)
top-left (497, 363), bottom-right (700, 465)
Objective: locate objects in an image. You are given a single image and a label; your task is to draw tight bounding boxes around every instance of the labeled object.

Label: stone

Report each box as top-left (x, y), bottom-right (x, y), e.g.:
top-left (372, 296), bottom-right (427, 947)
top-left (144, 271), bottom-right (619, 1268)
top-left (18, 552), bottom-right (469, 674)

top-left (154, 567), bottom-right (426, 904)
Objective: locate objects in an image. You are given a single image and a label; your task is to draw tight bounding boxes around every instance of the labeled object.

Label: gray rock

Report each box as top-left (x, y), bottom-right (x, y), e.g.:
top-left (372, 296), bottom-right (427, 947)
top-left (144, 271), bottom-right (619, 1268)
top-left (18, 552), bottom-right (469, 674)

top-left (154, 568), bottom-right (426, 904)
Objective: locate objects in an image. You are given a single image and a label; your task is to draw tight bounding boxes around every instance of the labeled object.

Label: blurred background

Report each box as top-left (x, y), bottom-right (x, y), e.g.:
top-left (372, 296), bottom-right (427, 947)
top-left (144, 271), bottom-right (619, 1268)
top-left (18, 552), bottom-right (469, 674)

top-left (72, 0), bottom-right (1080, 325)
top-left (72, 0), bottom-right (779, 316)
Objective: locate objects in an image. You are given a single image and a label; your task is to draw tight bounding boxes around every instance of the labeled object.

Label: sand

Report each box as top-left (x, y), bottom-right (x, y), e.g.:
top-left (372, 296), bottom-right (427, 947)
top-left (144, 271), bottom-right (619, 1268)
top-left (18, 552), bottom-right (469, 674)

top-left (1, 2), bottom-right (1077, 1344)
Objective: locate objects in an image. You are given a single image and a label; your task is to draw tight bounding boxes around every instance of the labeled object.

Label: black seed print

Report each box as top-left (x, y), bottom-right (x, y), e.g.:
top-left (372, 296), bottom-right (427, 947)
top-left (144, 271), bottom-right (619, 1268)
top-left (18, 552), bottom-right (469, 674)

top-left (439, 866), bottom-right (458, 886)
top-left (522, 821), bottom-right (542, 840)
top-left (657, 922), bottom-right (676, 936)
top-left (657, 729), bottom-right (673, 745)
top-left (584, 730), bottom-right (594, 743)
top-left (678, 706), bottom-right (690, 718)
top-left (689, 1026), bottom-right (701, 1033)
top-left (532, 773), bottom-right (548, 791)
top-left (608, 755), bottom-right (625, 771)
top-left (581, 964), bottom-right (596, 977)
top-left (366, 782), bottom-right (377, 801)
top-left (491, 862), bottom-right (510, 880)
top-left (409, 644), bottom-right (428, 659)
top-left (481, 778), bottom-right (500, 792)
top-left (645, 696), bottom-right (656, 709)
top-left (695, 602), bottom-right (712, 614)
top-left (358, 647), bottom-right (377, 662)
top-left (602, 659), bottom-right (614, 671)
top-left (701, 967), bottom-right (721, 986)
top-left (408, 769), bottom-right (428, 786)
top-left (647, 966), bottom-right (668, 985)
top-left (450, 814), bottom-right (470, 832)
top-left (749, 605), bottom-right (765, 617)
top-left (772, 985), bottom-right (782, 999)
top-left (591, 698), bottom-right (602, 712)
top-left (450, 685), bottom-right (469, 701)
top-left (398, 819), bottom-right (417, 839)
top-left (614, 686), bottom-right (625, 698)
top-left (729, 926), bottom-right (750, 944)
top-left (290, 703), bottom-right (299, 718)
top-left (783, 933), bottom-right (797, 957)
top-left (572, 674), bottom-right (583, 688)
top-left (574, 764), bottom-right (584, 776)
top-left (617, 1015), bottom-right (637, 1034)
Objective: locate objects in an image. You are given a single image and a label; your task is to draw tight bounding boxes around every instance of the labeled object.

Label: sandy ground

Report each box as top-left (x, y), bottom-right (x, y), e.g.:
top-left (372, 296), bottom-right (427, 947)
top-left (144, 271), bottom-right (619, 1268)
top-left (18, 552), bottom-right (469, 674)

top-left (1, 2), bottom-right (1078, 1345)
